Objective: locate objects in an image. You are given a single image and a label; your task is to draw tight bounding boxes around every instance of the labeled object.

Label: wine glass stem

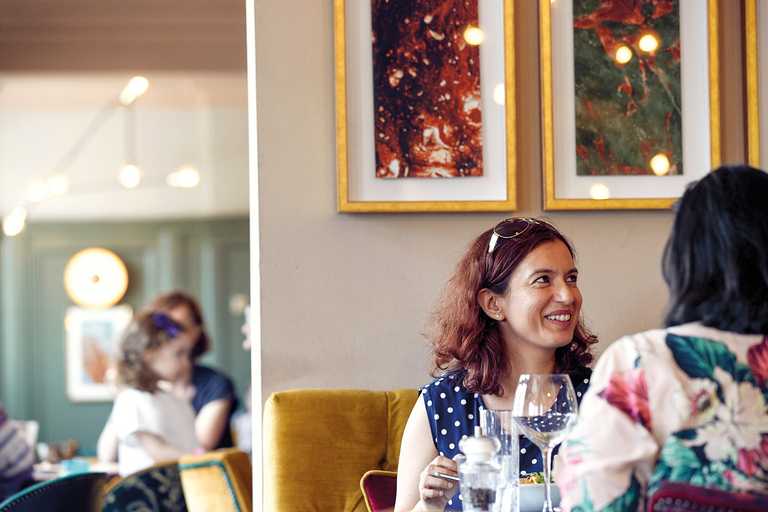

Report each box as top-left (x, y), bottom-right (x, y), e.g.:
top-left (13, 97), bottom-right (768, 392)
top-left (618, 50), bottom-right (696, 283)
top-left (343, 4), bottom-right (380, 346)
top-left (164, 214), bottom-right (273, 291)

top-left (542, 446), bottom-right (555, 512)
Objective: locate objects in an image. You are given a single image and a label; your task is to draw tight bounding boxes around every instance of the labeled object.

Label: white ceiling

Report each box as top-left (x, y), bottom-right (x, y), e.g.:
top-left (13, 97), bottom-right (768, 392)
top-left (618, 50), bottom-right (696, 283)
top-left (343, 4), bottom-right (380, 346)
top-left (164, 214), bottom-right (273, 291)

top-left (0, 72), bottom-right (249, 220)
top-left (0, 72), bottom-right (247, 110)
top-left (0, 0), bottom-right (249, 222)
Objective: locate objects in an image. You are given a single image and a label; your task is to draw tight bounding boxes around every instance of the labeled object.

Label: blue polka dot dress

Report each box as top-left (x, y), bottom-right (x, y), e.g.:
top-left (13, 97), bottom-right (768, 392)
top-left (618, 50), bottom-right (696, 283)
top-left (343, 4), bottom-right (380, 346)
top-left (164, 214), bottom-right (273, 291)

top-left (421, 367), bottom-right (592, 510)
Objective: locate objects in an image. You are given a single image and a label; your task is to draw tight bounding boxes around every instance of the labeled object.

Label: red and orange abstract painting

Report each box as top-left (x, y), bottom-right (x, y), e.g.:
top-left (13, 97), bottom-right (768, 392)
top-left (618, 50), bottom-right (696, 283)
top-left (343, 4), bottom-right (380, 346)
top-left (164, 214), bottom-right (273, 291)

top-left (371, 0), bottom-right (484, 179)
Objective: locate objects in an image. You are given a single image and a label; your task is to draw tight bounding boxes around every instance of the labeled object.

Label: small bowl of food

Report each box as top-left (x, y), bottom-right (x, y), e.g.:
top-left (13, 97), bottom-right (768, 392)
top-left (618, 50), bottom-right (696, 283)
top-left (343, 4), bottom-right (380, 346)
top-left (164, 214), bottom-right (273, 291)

top-left (519, 473), bottom-right (560, 512)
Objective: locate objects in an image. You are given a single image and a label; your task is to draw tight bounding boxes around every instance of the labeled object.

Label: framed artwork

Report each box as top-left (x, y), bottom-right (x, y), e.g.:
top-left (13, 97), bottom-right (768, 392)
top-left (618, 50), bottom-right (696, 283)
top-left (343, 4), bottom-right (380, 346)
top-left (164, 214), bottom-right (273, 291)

top-left (746, 0), bottom-right (767, 168)
top-left (541, 0), bottom-right (721, 210)
top-left (334, 0), bottom-right (518, 213)
top-left (65, 305), bottom-right (132, 402)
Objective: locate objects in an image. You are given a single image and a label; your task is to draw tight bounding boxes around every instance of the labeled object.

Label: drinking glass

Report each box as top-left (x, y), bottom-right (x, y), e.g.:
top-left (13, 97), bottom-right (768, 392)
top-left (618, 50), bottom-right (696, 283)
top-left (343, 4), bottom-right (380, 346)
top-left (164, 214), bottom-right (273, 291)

top-left (512, 374), bottom-right (578, 512)
top-left (480, 409), bottom-right (519, 512)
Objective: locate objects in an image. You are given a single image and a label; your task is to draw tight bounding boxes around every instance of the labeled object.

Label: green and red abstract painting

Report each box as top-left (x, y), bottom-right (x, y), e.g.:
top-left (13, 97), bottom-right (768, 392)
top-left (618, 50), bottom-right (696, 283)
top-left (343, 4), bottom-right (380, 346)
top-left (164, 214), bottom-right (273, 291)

top-left (573, 0), bottom-right (682, 176)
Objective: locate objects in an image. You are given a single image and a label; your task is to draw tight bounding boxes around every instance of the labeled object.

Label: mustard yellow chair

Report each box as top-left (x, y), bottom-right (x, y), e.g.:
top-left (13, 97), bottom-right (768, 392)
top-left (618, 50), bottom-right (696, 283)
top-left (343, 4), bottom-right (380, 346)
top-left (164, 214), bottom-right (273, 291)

top-left (263, 388), bottom-right (418, 512)
top-left (178, 448), bottom-right (252, 512)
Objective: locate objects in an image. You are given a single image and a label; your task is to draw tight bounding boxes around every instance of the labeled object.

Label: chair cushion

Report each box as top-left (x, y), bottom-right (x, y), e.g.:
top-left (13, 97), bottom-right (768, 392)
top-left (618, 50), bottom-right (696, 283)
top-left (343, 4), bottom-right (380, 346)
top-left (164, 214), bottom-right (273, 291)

top-left (263, 388), bottom-right (418, 512)
top-left (179, 448), bottom-right (252, 512)
top-left (360, 470), bottom-right (397, 512)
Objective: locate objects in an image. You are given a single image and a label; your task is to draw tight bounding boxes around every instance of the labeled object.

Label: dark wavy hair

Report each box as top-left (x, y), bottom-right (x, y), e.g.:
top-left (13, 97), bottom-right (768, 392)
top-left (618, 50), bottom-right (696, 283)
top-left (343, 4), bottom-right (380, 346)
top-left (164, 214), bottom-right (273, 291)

top-left (145, 290), bottom-right (210, 360)
top-left (663, 165), bottom-right (768, 334)
top-left (427, 218), bottom-right (597, 396)
top-left (117, 311), bottom-right (185, 393)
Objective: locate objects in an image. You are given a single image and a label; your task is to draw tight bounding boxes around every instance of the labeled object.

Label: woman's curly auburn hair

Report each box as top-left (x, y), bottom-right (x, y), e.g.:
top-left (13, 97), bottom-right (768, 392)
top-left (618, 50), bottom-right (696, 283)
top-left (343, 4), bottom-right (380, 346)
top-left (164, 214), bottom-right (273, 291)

top-left (427, 219), bottom-right (597, 396)
top-left (117, 311), bottom-right (184, 393)
top-left (145, 290), bottom-right (210, 360)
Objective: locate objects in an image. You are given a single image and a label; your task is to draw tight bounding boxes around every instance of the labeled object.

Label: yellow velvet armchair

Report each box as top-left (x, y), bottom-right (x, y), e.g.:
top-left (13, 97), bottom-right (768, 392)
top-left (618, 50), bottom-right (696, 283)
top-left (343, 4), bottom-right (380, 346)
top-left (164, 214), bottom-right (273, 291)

top-left (263, 388), bottom-right (419, 511)
top-left (179, 448), bottom-right (252, 512)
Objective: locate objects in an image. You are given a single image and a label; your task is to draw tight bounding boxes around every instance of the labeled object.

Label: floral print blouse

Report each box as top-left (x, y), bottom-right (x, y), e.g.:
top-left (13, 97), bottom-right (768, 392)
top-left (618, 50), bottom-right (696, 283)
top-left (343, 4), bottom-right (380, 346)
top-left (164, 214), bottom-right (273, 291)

top-left (557, 323), bottom-right (768, 511)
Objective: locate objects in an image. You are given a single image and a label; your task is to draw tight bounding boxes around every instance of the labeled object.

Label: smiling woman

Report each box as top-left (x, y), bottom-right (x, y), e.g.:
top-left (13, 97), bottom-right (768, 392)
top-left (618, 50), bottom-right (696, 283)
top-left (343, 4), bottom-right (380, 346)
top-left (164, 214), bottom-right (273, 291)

top-left (394, 217), bottom-right (597, 512)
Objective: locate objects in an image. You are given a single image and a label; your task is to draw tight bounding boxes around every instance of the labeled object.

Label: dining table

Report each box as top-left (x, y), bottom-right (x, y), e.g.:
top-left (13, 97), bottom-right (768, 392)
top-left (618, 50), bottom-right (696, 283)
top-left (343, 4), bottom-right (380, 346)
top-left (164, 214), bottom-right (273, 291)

top-left (32, 458), bottom-right (119, 482)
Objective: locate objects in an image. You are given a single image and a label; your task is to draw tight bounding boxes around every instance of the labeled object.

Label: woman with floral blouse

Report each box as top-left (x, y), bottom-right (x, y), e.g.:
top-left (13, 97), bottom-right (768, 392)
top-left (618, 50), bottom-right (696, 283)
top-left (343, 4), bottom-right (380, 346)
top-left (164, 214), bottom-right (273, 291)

top-left (558, 165), bottom-right (768, 511)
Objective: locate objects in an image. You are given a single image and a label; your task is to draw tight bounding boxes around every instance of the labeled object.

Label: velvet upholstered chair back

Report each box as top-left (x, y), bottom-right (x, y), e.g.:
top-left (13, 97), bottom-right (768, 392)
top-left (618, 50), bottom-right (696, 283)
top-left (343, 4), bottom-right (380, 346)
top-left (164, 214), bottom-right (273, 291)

top-left (179, 448), bottom-right (252, 512)
top-left (101, 461), bottom-right (186, 512)
top-left (263, 388), bottom-right (419, 511)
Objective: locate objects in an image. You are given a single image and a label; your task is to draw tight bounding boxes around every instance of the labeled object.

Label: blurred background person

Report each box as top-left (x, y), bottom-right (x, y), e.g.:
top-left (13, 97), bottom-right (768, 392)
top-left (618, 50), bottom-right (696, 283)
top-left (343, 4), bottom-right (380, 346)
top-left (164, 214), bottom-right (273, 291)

top-left (98, 290), bottom-right (239, 462)
top-left (107, 311), bottom-right (199, 475)
top-left (231, 304), bottom-right (252, 453)
top-left (0, 403), bottom-right (34, 500)
top-left (150, 291), bottom-right (239, 450)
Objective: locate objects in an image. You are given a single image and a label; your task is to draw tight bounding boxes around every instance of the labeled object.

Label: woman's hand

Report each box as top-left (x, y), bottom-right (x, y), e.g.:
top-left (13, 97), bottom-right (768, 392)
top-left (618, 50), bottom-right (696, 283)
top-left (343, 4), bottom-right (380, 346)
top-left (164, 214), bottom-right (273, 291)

top-left (416, 456), bottom-right (459, 510)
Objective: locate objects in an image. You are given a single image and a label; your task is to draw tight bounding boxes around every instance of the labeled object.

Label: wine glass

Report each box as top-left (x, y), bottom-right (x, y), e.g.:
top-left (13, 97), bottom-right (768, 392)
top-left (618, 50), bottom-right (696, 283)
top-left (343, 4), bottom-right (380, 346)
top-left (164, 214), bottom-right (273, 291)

top-left (512, 374), bottom-right (578, 512)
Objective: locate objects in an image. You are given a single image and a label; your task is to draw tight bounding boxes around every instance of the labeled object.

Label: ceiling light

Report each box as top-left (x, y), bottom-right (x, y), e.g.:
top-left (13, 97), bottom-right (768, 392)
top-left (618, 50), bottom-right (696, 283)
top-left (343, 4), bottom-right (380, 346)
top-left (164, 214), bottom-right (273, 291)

top-left (118, 164), bottom-right (143, 189)
top-left (166, 166), bottom-right (200, 188)
top-left (27, 180), bottom-right (49, 203)
top-left (119, 76), bottom-right (150, 106)
top-left (3, 206), bottom-right (28, 237)
top-left (47, 174), bottom-right (69, 196)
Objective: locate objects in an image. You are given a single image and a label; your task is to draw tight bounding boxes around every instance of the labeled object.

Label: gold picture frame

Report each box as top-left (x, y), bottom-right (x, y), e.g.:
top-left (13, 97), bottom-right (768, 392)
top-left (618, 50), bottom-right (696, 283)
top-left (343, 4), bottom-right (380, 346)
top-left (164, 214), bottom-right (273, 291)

top-left (334, 0), bottom-right (518, 213)
top-left (745, 0), bottom-right (763, 167)
top-left (541, 0), bottom-right (721, 210)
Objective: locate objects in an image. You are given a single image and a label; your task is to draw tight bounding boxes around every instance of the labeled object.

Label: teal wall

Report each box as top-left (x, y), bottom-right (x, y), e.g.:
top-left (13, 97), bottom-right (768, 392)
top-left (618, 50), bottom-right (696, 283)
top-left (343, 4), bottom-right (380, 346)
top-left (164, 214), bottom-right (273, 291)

top-left (0, 217), bottom-right (250, 454)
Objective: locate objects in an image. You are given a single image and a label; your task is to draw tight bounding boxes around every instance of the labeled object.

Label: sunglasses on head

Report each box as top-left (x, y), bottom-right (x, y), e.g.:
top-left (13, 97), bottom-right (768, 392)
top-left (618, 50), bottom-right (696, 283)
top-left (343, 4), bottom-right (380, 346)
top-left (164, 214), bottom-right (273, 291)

top-left (487, 217), bottom-right (551, 254)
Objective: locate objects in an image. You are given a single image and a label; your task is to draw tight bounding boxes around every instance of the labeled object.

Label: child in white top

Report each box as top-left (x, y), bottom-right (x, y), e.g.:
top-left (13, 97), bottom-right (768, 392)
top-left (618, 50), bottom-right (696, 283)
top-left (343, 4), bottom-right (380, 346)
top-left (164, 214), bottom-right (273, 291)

top-left (109, 311), bottom-right (200, 476)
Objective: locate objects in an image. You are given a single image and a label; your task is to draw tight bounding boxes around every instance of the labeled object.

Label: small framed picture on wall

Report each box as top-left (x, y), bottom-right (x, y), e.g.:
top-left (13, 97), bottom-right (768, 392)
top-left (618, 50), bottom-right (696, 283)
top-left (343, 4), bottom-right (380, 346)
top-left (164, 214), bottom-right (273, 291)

top-left (65, 305), bottom-right (132, 402)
